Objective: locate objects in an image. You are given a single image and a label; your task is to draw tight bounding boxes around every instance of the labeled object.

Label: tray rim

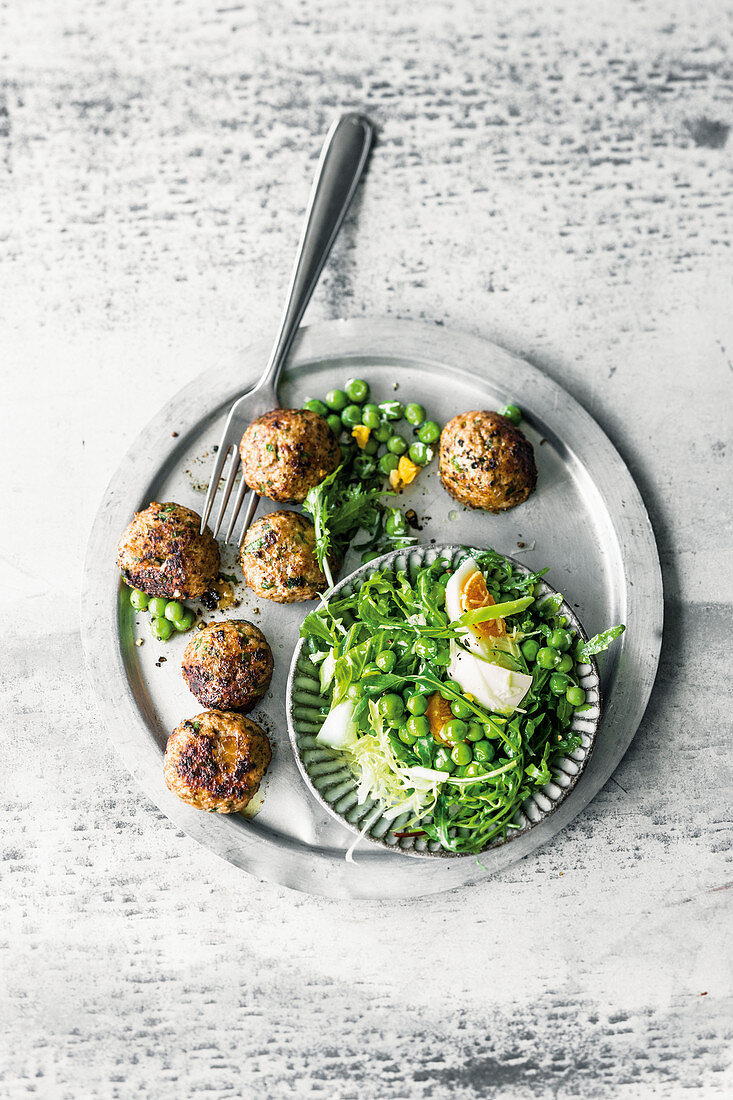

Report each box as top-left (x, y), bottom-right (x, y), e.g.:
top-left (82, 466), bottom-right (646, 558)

top-left (80, 316), bottom-right (663, 900)
top-left (286, 543), bottom-right (602, 859)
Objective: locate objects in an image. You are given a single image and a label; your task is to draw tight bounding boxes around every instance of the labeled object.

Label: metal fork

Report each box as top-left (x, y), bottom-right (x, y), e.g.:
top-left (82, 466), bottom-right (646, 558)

top-left (199, 112), bottom-right (374, 546)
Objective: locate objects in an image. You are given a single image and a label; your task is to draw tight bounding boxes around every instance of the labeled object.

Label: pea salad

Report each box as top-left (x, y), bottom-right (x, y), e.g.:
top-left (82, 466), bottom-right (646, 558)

top-left (300, 548), bottom-right (624, 855)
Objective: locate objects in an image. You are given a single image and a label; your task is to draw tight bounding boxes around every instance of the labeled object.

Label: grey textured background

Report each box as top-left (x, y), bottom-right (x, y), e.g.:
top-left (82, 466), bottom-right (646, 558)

top-left (2, 0), bottom-right (732, 1096)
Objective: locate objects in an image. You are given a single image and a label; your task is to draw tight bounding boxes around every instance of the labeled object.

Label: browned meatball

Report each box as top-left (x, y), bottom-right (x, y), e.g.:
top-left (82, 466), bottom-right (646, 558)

top-left (181, 620), bottom-right (273, 711)
top-left (240, 511), bottom-right (338, 603)
top-left (239, 408), bottom-right (340, 503)
top-left (439, 411), bottom-right (537, 513)
top-left (116, 501), bottom-right (219, 598)
top-left (163, 710), bottom-right (271, 813)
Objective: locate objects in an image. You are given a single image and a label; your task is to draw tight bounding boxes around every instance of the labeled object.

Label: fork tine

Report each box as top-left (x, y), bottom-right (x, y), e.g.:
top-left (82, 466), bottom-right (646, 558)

top-left (224, 475), bottom-right (250, 543)
top-left (200, 441), bottom-right (231, 534)
top-left (237, 490), bottom-right (261, 548)
top-left (211, 448), bottom-right (242, 538)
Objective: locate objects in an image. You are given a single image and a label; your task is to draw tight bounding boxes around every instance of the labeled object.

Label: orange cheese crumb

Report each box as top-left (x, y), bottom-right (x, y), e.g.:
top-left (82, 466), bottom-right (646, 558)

top-left (351, 425), bottom-right (371, 449)
top-left (389, 455), bottom-right (421, 491)
top-left (426, 692), bottom-right (454, 744)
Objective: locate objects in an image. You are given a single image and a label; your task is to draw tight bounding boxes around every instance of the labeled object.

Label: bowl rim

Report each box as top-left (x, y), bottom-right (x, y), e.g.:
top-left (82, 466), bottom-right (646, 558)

top-left (286, 543), bottom-right (601, 859)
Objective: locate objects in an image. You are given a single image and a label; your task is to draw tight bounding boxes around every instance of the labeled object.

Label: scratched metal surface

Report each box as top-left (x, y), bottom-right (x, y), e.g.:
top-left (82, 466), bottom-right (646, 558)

top-left (2, 0), bottom-right (732, 1096)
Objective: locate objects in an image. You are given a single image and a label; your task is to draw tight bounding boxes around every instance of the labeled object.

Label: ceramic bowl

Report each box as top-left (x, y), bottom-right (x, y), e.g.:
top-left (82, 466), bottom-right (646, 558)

top-left (286, 544), bottom-right (601, 858)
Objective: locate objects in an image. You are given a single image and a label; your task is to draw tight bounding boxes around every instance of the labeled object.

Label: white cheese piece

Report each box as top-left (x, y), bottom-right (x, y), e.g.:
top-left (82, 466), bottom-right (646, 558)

top-left (316, 699), bottom-right (358, 750)
top-left (449, 648), bottom-right (533, 716)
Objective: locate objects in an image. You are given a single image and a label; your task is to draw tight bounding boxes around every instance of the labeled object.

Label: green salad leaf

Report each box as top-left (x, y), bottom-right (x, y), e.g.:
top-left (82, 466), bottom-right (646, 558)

top-left (576, 624), bottom-right (626, 660)
top-left (302, 464), bottom-right (387, 587)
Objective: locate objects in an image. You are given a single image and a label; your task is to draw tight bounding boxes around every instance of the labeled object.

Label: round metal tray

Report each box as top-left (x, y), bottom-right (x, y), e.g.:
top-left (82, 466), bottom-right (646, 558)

top-left (81, 318), bottom-right (663, 899)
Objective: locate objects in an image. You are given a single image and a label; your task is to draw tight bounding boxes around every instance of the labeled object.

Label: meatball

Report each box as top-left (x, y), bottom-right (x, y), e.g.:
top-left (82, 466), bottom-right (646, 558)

top-left (182, 620), bottom-right (274, 711)
top-left (240, 511), bottom-right (338, 603)
top-left (239, 408), bottom-right (340, 503)
top-left (163, 710), bottom-right (271, 813)
top-left (439, 411), bottom-right (537, 513)
top-left (116, 501), bottom-right (219, 598)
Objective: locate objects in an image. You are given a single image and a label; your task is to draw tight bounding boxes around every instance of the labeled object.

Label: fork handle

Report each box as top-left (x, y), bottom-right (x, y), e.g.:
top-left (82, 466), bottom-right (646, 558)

top-left (256, 113), bottom-right (374, 394)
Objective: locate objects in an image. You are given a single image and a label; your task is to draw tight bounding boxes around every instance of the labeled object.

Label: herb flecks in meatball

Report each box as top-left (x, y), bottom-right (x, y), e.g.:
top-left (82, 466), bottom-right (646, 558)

top-left (182, 620), bottom-right (273, 711)
top-left (239, 409), bottom-right (340, 503)
top-left (240, 511), bottom-right (338, 603)
top-left (116, 501), bottom-right (219, 598)
top-left (439, 411), bottom-right (537, 513)
top-left (164, 710), bottom-right (271, 814)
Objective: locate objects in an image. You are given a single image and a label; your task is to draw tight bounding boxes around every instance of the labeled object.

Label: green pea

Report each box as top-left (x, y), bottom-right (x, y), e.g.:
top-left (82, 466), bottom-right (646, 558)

top-left (434, 748), bottom-right (455, 773)
top-left (361, 550), bottom-right (382, 565)
top-left (407, 715), bottom-right (430, 739)
top-left (353, 455), bottom-right (376, 479)
top-left (450, 742), bottom-right (472, 766)
top-left (150, 616), bottom-right (173, 641)
top-left (345, 378), bottom-right (369, 403)
top-left (325, 388), bottom-right (348, 411)
top-left (537, 646), bottom-right (561, 669)
top-left (550, 673), bottom-right (570, 695)
top-left (443, 719), bottom-right (468, 743)
top-left (433, 648), bottom-right (452, 667)
top-left (360, 438), bottom-right (378, 456)
top-left (405, 402), bottom-right (426, 426)
top-left (521, 638), bottom-right (539, 662)
top-left (173, 611), bottom-right (195, 632)
top-left (379, 400), bottom-right (404, 421)
top-left (567, 685), bottom-right (587, 707)
top-left (362, 403), bottom-right (381, 429)
top-left (375, 650), bottom-right (396, 673)
top-left (499, 404), bottom-right (522, 426)
top-left (406, 694), bottom-right (428, 716)
top-left (557, 653), bottom-right (574, 673)
top-left (347, 683), bottom-right (363, 701)
top-left (408, 442), bottom-right (432, 466)
top-left (378, 453), bottom-right (400, 476)
top-left (549, 628), bottom-right (572, 652)
top-left (464, 763), bottom-right (484, 778)
top-left (164, 600), bottom-right (186, 623)
top-left (387, 434), bottom-right (408, 456)
top-left (374, 422), bottom-right (393, 442)
top-left (398, 726), bottom-right (417, 745)
top-left (417, 420), bottom-right (440, 444)
top-left (303, 398), bottom-right (329, 416)
top-left (326, 414), bottom-right (342, 436)
top-left (414, 637), bottom-right (438, 659)
top-left (450, 697), bottom-right (472, 720)
top-left (148, 597), bottom-right (168, 618)
top-left (129, 589), bottom-right (149, 611)
top-left (467, 722), bottom-right (485, 742)
top-left (362, 662), bottom-right (380, 677)
top-left (378, 693), bottom-right (404, 721)
top-left (385, 509), bottom-right (409, 537)
top-left (341, 404), bottom-right (363, 428)
top-left (473, 740), bottom-right (496, 764)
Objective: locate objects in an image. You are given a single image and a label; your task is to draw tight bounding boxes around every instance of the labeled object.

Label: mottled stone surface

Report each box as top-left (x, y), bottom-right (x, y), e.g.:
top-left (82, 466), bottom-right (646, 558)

top-left (1, 0), bottom-right (732, 1096)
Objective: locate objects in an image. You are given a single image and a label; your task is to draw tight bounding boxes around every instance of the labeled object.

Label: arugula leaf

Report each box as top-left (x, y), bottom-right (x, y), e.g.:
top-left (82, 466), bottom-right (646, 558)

top-left (576, 624), bottom-right (626, 660)
top-left (302, 464), bottom-right (387, 585)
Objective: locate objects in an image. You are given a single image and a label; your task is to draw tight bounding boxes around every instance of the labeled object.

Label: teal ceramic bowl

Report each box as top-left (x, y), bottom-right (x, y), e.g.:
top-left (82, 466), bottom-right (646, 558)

top-left (286, 545), bottom-right (601, 858)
